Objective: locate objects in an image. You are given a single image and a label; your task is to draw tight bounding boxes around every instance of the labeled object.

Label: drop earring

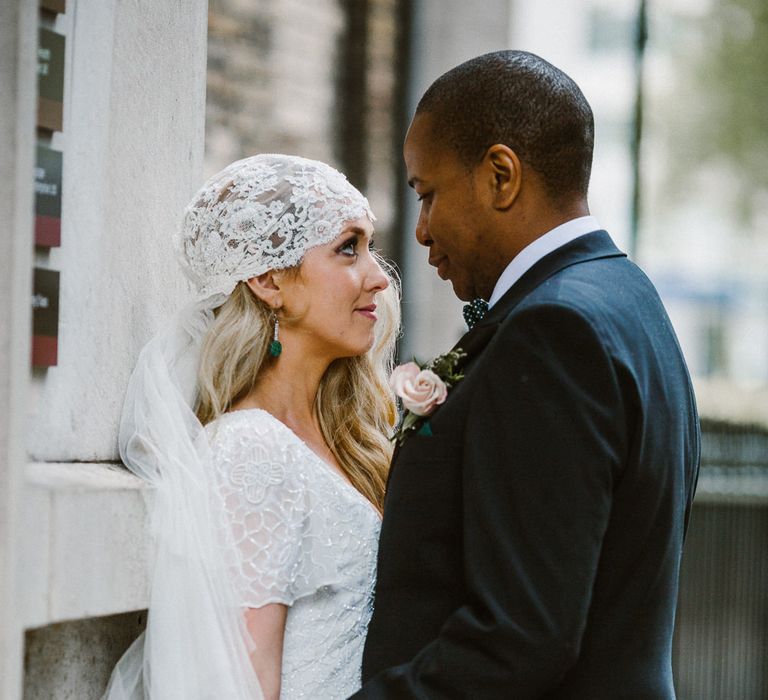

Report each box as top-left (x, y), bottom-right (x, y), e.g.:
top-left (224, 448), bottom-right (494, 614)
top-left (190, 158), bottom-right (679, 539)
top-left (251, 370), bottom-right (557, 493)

top-left (269, 312), bottom-right (282, 357)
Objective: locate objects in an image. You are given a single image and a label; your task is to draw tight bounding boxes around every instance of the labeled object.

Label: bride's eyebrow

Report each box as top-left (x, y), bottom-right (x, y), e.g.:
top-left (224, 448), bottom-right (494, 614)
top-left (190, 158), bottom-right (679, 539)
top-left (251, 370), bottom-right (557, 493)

top-left (341, 226), bottom-right (374, 244)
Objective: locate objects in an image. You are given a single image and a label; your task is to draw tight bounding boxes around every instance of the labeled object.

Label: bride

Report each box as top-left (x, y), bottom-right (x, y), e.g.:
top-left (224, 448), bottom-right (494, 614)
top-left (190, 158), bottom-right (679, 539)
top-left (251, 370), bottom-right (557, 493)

top-left (103, 154), bottom-right (400, 699)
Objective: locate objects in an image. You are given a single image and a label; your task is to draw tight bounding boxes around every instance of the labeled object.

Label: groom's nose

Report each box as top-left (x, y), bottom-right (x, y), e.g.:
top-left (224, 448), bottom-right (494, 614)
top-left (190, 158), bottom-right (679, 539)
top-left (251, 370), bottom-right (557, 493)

top-left (415, 209), bottom-right (432, 247)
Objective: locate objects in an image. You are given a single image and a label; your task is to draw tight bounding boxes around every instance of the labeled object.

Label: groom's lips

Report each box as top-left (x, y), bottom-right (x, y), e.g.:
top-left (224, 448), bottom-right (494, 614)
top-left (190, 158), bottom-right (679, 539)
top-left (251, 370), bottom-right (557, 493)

top-left (430, 256), bottom-right (448, 280)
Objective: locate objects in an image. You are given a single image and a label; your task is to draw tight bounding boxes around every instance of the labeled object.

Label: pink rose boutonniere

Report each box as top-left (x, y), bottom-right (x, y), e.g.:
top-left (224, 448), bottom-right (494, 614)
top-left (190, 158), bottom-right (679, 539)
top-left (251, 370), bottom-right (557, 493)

top-left (390, 348), bottom-right (466, 445)
top-left (390, 363), bottom-right (448, 415)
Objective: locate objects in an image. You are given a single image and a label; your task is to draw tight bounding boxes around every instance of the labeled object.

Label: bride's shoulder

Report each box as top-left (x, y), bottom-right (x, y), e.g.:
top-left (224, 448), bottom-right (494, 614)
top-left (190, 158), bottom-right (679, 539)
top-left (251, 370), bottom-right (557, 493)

top-left (206, 409), bottom-right (309, 507)
top-left (205, 409), bottom-right (300, 461)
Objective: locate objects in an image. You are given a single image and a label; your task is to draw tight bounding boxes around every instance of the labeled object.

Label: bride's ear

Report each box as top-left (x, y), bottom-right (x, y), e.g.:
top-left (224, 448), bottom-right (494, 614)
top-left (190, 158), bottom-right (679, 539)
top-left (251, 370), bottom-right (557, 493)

top-left (245, 271), bottom-right (282, 310)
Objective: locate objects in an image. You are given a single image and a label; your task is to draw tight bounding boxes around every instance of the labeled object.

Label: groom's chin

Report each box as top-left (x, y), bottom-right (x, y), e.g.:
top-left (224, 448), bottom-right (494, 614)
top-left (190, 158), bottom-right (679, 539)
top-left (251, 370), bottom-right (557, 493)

top-left (445, 276), bottom-right (473, 302)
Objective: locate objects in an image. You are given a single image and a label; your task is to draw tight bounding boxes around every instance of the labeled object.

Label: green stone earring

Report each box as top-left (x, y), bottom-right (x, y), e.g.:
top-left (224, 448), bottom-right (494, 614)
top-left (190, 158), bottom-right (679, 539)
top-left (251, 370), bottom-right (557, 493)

top-left (269, 312), bottom-right (282, 357)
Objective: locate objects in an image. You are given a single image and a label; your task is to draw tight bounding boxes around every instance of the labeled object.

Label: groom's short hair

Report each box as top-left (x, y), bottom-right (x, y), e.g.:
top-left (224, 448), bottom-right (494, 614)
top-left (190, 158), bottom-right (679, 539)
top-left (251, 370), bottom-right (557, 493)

top-left (416, 50), bottom-right (594, 201)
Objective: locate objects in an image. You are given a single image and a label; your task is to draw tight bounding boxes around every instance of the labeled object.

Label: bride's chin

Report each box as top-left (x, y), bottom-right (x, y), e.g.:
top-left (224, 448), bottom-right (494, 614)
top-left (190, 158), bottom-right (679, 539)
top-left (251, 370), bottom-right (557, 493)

top-left (343, 336), bottom-right (376, 359)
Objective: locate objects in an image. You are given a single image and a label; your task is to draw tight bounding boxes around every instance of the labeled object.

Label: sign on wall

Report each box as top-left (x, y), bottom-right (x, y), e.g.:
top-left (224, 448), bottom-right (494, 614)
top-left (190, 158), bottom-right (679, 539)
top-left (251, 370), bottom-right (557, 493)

top-left (33, 10), bottom-right (66, 368)
top-left (32, 268), bottom-right (60, 367)
top-left (37, 28), bottom-right (65, 132)
top-left (34, 145), bottom-right (62, 248)
top-left (40, 0), bottom-right (66, 13)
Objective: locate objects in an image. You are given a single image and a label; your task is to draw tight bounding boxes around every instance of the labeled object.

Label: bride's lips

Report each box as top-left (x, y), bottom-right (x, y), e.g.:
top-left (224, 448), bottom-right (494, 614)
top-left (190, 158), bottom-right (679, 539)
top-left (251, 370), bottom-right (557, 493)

top-left (355, 304), bottom-right (377, 321)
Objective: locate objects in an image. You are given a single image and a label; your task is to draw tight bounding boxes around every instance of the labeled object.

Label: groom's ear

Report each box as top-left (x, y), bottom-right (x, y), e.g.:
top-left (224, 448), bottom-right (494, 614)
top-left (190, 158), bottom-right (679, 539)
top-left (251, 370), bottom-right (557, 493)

top-left (484, 144), bottom-right (521, 210)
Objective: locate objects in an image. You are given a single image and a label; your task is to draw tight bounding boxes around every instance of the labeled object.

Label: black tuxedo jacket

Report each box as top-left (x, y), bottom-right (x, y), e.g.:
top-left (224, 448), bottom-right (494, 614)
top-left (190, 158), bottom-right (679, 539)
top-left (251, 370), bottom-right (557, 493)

top-left (353, 231), bottom-right (700, 699)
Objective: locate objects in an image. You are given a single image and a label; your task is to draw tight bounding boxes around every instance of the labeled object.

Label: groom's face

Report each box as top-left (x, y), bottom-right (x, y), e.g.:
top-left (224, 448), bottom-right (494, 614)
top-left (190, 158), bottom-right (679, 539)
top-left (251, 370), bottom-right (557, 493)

top-left (404, 114), bottom-right (494, 301)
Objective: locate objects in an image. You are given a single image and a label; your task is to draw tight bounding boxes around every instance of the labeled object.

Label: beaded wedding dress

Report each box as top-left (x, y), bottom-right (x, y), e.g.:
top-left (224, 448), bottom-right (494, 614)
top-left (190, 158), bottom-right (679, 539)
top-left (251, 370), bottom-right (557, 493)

top-left (208, 408), bottom-right (382, 699)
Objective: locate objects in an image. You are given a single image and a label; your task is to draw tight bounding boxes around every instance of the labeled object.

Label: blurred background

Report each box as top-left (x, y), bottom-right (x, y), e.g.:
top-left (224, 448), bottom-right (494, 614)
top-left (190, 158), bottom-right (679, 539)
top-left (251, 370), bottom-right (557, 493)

top-left (204, 1), bottom-right (768, 697)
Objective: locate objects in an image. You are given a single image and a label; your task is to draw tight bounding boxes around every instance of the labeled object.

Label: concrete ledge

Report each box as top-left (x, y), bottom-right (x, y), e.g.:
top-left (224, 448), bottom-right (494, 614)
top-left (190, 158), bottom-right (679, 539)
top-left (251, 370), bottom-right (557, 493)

top-left (19, 463), bottom-right (149, 629)
top-left (24, 611), bottom-right (147, 699)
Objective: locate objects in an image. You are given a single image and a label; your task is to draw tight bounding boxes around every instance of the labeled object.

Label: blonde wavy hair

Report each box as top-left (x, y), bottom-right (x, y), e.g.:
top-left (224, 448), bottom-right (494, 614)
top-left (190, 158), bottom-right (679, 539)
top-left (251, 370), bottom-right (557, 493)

top-left (196, 256), bottom-right (401, 512)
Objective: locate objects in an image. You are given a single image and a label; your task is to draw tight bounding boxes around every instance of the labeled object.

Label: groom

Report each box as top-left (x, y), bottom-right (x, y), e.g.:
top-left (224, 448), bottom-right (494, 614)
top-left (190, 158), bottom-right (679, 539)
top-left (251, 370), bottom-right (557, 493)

top-left (353, 51), bottom-right (700, 698)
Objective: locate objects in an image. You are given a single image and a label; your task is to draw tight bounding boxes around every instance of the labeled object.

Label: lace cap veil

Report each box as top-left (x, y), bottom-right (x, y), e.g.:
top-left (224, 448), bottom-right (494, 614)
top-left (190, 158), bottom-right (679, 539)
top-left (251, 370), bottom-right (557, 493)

top-left (103, 155), bottom-right (374, 699)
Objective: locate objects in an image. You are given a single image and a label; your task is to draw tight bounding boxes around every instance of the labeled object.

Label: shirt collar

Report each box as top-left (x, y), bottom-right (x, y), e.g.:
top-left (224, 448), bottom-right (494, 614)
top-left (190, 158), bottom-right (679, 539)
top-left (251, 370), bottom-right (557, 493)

top-left (487, 215), bottom-right (602, 308)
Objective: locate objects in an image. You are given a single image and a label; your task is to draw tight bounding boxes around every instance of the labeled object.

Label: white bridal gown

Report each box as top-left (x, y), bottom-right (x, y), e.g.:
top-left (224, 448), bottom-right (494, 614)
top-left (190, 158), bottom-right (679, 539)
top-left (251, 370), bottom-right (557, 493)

top-left (207, 409), bottom-right (382, 700)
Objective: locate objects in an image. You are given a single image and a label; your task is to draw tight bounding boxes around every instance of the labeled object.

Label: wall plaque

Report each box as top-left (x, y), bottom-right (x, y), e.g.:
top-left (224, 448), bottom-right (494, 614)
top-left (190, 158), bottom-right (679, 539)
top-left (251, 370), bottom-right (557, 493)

top-left (40, 0), bottom-right (67, 13)
top-left (34, 145), bottom-right (62, 247)
top-left (32, 268), bottom-right (60, 367)
top-left (37, 28), bottom-right (65, 132)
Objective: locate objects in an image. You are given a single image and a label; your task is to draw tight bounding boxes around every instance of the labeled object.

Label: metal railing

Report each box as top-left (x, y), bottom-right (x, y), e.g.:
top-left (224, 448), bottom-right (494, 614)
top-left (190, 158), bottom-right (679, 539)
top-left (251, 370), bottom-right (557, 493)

top-left (673, 419), bottom-right (768, 699)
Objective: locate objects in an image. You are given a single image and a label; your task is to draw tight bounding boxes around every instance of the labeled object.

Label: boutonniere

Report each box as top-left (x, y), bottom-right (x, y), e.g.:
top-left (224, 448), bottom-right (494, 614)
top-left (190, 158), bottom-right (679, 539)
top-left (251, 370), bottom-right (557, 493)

top-left (389, 348), bottom-right (467, 445)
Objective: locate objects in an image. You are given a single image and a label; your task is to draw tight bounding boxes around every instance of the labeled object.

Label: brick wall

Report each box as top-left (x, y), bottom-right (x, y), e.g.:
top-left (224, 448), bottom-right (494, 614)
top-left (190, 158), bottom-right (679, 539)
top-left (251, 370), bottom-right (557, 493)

top-left (205, 0), bottom-right (402, 254)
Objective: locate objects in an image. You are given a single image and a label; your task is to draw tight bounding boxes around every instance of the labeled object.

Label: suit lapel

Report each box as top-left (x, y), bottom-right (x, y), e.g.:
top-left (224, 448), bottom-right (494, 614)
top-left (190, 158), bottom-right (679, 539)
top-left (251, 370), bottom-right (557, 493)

top-left (450, 319), bottom-right (500, 367)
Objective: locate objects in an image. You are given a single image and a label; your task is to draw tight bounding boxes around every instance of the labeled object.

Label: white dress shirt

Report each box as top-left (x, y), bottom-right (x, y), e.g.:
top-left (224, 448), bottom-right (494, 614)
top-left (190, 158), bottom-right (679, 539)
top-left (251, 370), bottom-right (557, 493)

top-left (487, 215), bottom-right (602, 308)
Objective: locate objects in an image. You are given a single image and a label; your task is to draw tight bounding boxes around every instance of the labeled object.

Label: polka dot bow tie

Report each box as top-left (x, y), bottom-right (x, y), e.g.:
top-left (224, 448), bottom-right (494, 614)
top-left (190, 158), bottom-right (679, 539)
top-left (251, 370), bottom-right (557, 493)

top-left (462, 298), bottom-right (489, 330)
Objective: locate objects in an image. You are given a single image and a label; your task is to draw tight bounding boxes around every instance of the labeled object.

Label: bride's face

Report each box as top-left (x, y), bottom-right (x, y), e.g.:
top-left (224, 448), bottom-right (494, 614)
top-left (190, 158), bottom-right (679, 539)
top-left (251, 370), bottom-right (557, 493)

top-left (278, 217), bottom-right (389, 360)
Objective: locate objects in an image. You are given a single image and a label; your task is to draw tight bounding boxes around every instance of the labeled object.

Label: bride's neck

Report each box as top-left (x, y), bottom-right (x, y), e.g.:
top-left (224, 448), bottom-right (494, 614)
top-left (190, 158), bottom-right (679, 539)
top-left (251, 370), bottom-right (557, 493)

top-left (232, 342), bottom-right (330, 430)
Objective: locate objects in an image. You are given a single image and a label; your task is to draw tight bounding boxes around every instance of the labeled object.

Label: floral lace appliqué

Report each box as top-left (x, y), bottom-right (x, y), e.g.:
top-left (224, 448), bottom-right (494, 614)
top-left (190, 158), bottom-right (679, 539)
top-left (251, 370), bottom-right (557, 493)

top-left (229, 450), bottom-right (285, 505)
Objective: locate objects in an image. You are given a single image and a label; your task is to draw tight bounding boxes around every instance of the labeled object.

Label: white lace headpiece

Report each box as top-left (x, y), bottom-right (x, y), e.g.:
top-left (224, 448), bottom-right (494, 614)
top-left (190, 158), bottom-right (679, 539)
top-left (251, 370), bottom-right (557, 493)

top-left (177, 154), bottom-right (375, 299)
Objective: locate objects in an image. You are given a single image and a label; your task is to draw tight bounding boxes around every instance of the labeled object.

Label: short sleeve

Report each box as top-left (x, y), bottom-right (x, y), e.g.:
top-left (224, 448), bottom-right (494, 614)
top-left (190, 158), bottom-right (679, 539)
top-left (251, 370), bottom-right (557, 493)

top-left (208, 412), bottom-right (340, 608)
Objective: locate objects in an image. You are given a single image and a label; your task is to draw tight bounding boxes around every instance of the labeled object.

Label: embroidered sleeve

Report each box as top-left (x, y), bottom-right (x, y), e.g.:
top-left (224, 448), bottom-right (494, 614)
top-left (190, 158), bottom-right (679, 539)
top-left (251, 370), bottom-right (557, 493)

top-left (210, 413), bottom-right (340, 608)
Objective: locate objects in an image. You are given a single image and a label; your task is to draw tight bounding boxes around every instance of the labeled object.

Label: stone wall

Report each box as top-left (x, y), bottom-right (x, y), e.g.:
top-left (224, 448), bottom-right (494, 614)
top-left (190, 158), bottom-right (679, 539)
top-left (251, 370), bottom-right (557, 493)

top-left (24, 612), bottom-right (147, 700)
top-left (2, 1), bottom-right (209, 698)
top-left (26, 1), bottom-right (208, 463)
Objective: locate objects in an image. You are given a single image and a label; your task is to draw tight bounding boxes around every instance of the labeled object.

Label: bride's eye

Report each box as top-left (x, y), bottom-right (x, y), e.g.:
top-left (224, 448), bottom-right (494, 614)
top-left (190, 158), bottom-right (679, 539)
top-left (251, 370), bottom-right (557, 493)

top-left (337, 236), bottom-right (358, 257)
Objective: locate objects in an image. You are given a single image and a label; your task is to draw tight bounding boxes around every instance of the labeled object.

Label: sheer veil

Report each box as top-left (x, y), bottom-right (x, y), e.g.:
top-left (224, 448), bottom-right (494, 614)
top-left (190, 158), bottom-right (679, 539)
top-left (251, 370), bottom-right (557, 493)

top-left (103, 155), bottom-right (374, 699)
top-left (103, 295), bottom-right (264, 699)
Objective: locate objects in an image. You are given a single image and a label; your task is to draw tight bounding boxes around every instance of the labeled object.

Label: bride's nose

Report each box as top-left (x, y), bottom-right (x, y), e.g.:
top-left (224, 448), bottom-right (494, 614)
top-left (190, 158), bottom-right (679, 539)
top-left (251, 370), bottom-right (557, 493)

top-left (365, 256), bottom-right (389, 293)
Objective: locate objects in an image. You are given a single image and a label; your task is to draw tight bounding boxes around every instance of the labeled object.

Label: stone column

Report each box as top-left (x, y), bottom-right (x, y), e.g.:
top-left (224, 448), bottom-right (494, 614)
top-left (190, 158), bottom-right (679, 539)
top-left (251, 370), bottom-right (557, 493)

top-left (0, 0), bottom-right (37, 696)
